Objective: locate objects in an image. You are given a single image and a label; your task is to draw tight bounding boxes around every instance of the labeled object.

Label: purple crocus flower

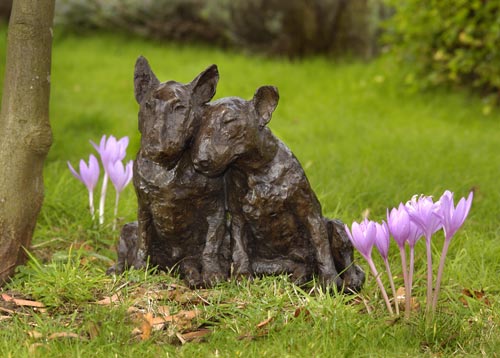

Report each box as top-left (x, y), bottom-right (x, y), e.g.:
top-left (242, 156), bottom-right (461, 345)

top-left (405, 194), bottom-right (442, 313)
top-left (67, 154), bottom-right (100, 191)
top-left (91, 135), bottom-right (129, 172)
top-left (435, 190), bottom-right (473, 240)
top-left (432, 190), bottom-right (473, 311)
top-left (107, 159), bottom-right (133, 230)
top-left (374, 221), bottom-right (390, 260)
top-left (406, 195), bottom-right (442, 239)
top-left (345, 219), bottom-right (376, 261)
top-left (346, 219), bottom-right (394, 315)
top-left (90, 135), bottom-right (130, 225)
top-left (108, 160), bottom-right (133, 193)
top-left (387, 203), bottom-right (413, 317)
top-left (67, 154), bottom-right (100, 218)
top-left (374, 220), bottom-right (399, 314)
top-left (387, 203), bottom-right (411, 249)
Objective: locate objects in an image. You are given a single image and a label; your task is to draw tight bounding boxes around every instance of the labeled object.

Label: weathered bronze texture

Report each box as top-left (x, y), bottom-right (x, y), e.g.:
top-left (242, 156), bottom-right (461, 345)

top-left (110, 59), bottom-right (364, 292)
top-left (191, 86), bottom-right (364, 292)
top-left (106, 222), bottom-right (139, 275)
top-left (110, 57), bottom-right (230, 287)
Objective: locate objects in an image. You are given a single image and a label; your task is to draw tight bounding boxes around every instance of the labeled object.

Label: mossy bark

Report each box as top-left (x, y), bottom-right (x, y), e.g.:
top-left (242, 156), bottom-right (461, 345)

top-left (0, 0), bottom-right (55, 284)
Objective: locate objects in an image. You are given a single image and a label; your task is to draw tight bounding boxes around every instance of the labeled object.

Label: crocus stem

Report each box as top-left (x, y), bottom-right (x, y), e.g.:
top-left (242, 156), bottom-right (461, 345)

top-left (425, 235), bottom-right (433, 315)
top-left (98, 172), bottom-right (108, 225)
top-left (398, 246), bottom-right (409, 319)
top-left (408, 246), bottom-right (415, 317)
top-left (88, 190), bottom-right (95, 220)
top-left (113, 191), bottom-right (120, 231)
top-left (432, 237), bottom-right (451, 313)
top-left (367, 259), bottom-right (394, 315)
top-left (383, 258), bottom-right (399, 315)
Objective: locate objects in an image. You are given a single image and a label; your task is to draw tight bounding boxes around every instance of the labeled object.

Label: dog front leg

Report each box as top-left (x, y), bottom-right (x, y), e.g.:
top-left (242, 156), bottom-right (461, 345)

top-left (201, 204), bottom-right (228, 286)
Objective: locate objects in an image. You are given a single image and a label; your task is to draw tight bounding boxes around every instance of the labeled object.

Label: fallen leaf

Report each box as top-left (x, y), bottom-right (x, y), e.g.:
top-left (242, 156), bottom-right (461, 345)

top-left (460, 288), bottom-right (491, 307)
top-left (151, 316), bottom-right (169, 326)
top-left (1, 293), bottom-right (45, 308)
top-left (179, 329), bottom-right (211, 342)
top-left (256, 317), bottom-right (272, 329)
top-left (0, 306), bottom-right (16, 315)
top-left (174, 309), bottom-right (199, 321)
top-left (48, 332), bottom-right (84, 340)
top-left (141, 312), bottom-right (154, 341)
top-left (176, 332), bottom-right (186, 345)
top-left (293, 307), bottom-right (310, 318)
top-left (28, 331), bottom-right (44, 339)
top-left (95, 294), bottom-right (120, 305)
top-left (395, 287), bottom-right (419, 311)
top-left (127, 306), bottom-right (142, 314)
top-left (157, 305), bottom-right (170, 317)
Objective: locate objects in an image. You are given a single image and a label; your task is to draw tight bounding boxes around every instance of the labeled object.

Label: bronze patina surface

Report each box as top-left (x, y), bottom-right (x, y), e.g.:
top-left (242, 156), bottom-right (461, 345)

top-left (192, 86), bottom-right (364, 292)
top-left (110, 59), bottom-right (364, 292)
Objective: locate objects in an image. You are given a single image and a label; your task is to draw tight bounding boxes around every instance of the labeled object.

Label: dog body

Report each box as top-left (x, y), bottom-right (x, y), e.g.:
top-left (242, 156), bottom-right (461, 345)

top-left (116, 58), bottom-right (229, 287)
top-left (192, 87), bottom-right (343, 287)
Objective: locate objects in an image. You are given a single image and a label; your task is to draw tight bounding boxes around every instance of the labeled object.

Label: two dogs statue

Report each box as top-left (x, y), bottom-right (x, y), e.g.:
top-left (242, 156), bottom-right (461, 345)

top-left (108, 57), bottom-right (365, 293)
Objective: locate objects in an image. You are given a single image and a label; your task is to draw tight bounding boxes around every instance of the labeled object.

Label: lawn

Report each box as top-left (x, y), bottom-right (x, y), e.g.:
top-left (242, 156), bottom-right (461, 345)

top-left (0, 26), bottom-right (499, 357)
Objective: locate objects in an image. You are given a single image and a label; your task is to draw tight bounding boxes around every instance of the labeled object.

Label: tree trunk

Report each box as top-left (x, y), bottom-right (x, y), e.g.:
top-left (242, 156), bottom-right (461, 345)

top-left (0, 0), bottom-right (55, 284)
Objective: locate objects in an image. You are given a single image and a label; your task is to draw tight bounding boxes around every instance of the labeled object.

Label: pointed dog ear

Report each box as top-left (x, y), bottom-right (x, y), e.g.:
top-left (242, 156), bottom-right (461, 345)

top-left (134, 56), bottom-right (160, 104)
top-left (253, 86), bottom-right (279, 128)
top-left (191, 64), bottom-right (219, 105)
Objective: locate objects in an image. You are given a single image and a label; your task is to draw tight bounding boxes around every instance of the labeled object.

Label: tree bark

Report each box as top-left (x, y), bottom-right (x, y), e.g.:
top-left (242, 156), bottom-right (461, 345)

top-left (0, 0), bottom-right (55, 284)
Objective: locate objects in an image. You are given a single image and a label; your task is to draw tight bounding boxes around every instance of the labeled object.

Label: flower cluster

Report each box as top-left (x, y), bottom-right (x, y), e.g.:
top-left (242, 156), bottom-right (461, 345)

top-left (345, 190), bottom-right (473, 317)
top-left (67, 135), bottom-right (133, 229)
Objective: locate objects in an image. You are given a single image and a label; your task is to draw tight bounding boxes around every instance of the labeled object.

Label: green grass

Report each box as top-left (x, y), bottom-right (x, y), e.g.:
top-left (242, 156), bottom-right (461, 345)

top-left (1, 26), bottom-right (500, 357)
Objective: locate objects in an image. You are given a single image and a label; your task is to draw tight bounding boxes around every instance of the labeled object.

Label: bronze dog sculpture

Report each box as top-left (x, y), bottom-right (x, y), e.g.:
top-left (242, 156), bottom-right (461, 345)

top-left (109, 57), bottom-right (230, 287)
top-left (191, 86), bottom-right (364, 291)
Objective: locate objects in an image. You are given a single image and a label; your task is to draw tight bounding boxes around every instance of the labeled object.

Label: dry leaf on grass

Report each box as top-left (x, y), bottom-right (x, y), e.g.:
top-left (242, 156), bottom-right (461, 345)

top-left (95, 293), bottom-right (121, 305)
top-left (0, 306), bottom-right (16, 315)
top-left (48, 332), bottom-right (85, 340)
top-left (28, 331), bottom-right (44, 339)
top-left (132, 309), bottom-right (201, 341)
top-left (460, 288), bottom-right (491, 307)
top-left (395, 287), bottom-right (420, 312)
top-left (178, 328), bottom-right (211, 343)
top-left (256, 317), bottom-right (273, 329)
top-left (157, 305), bottom-right (170, 316)
top-left (293, 307), bottom-right (310, 318)
top-left (141, 312), bottom-right (154, 341)
top-left (1, 293), bottom-right (45, 308)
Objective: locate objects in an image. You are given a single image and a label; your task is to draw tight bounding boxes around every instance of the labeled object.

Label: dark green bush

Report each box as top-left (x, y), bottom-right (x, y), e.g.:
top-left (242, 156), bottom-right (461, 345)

top-left (384, 0), bottom-right (500, 105)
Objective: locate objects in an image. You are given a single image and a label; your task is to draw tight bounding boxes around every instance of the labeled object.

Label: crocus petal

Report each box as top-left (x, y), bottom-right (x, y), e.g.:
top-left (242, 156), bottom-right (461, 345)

top-left (91, 135), bottom-right (130, 175)
top-left (67, 161), bottom-right (83, 182)
top-left (374, 221), bottom-right (390, 260)
top-left (86, 154), bottom-right (100, 191)
top-left (108, 159), bottom-right (134, 193)
top-left (407, 221), bottom-right (423, 247)
top-left (346, 221), bottom-right (375, 260)
top-left (116, 136), bottom-right (129, 162)
top-left (406, 194), bottom-right (442, 239)
top-left (68, 155), bottom-right (100, 192)
top-left (387, 204), bottom-right (411, 248)
top-left (435, 190), bottom-right (473, 241)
